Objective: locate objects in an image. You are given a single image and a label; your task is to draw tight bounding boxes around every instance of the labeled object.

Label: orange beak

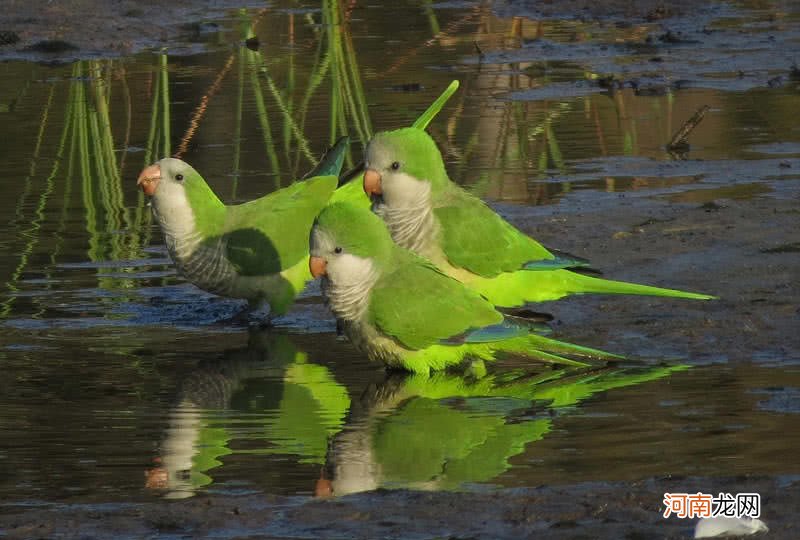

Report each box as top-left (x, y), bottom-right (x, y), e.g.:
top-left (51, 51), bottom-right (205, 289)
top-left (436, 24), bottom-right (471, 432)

top-left (309, 256), bottom-right (327, 278)
top-left (137, 163), bottom-right (161, 196)
top-left (363, 168), bottom-right (382, 196)
top-left (314, 477), bottom-right (333, 498)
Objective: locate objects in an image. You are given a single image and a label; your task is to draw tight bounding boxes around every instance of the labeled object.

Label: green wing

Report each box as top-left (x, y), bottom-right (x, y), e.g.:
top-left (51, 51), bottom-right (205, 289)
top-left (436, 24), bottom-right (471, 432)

top-left (434, 188), bottom-right (555, 277)
top-left (224, 175), bottom-right (338, 275)
top-left (368, 251), bottom-right (503, 350)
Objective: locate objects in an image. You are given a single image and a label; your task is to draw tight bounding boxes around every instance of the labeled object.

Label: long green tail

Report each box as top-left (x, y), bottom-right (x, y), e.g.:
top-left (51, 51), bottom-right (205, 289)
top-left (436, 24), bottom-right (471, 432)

top-left (401, 329), bottom-right (620, 374)
top-left (491, 333), bottom-right (623, 369)
top-left (562, 270), bottom-right (715, 300)
top-left (469, 268), bottom-right (714, 308)
top-left (303, 136), bottom-right (349, 178)
top-left (564, 270), bottom-right (716, 300)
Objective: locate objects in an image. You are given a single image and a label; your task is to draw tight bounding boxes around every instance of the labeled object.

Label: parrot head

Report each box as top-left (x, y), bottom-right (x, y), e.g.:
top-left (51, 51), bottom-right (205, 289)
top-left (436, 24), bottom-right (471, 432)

top-left (136, 157), bottom-right (207, 199)
top-left (136, 158), bottom-right (223, 233)
top-left (363, 128), bottom-right (449, 207)
top-left (309, 202), bottom-right (393, 283)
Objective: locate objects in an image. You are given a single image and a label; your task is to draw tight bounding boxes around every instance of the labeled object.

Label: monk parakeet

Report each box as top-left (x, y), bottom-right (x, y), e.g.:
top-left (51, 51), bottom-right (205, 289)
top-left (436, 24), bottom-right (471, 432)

top-left (308, 202), bottom-right (620, 374)
top-left (136, 138), bottom-right (347, 318)
top-left (136, 80), bottom-right (461, 319)
top-left (362, 128), bottom-right (715, 307)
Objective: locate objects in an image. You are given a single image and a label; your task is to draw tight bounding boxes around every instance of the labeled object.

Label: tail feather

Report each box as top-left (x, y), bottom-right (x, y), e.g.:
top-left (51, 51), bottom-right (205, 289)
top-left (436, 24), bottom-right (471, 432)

top-left (563, 270), bottom-right (715, 300)
top-left (523, 250), bottom-right (592, 271)
top-left (469, 268), bottom-right (714, 307)
top-left (528, 334), bottom-right (624, 361)
top-left (303, 136), bottom-right (349, 179)
top-left (523, 350), bottom-right (591, 368)
top-left (487, 333), bottom-right (622, 368)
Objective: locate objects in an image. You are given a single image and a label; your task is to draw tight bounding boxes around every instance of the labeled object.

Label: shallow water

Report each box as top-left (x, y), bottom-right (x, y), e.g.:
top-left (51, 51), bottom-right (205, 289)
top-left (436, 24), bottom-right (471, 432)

top-left (0, 0), bottom-right (799, 504)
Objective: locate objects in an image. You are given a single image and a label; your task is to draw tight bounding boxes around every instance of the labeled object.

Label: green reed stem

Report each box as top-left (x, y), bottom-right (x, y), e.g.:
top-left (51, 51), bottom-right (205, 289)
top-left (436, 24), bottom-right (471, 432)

top-left (160, 53), bottom-right (171, 157)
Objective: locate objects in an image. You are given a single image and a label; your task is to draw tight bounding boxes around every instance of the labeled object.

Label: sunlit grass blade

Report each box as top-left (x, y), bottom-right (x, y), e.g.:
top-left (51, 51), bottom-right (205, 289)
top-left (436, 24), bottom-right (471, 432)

top-left (247, 48), bottom-right (281, 189)
top-left (412, 80), bottom-right (460, 130)
top-left (0, 81), bottom-right (62, 317)
top-left (159, 52), bottom-right (171, 157)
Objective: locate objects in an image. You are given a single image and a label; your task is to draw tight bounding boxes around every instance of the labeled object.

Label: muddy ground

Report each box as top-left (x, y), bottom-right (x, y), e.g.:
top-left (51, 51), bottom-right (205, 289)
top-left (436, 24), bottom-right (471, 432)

top-left (0, 0), bottom-right (775, 63)
top-left (519, 182), bottom-right (800, 366)
top-left (2, 476), bottom-right (797, 539)
top-left (0, 0), bottom-right (265, 63)
top-left (1, 0), bottom-right (799, 538)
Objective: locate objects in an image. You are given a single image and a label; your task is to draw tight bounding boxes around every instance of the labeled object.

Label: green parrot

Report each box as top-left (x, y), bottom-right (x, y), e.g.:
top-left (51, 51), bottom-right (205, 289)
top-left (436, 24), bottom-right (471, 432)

top-left (308, 202), bottom-right (621, 374)
top-left (136, 138), bottom-right (348, 318)
top-left (136, 81), bottom-right (461, 320)
top-left (362, 127), bottom-right (715, 307)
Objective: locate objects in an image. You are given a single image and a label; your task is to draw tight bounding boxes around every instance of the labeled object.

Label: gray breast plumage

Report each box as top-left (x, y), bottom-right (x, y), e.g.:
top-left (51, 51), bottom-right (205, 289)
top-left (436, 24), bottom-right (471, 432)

top-left (151, 200), bottom-right (238, 297)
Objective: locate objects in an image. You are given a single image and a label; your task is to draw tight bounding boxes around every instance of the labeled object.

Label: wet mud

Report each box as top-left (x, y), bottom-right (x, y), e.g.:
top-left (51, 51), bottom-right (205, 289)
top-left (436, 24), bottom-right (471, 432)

top-left (2, 476), bottom-right (798, 539)
top-left (519, 180), bottom-right (800, 366)
top-left (0, 0), bottom-right (263, 62)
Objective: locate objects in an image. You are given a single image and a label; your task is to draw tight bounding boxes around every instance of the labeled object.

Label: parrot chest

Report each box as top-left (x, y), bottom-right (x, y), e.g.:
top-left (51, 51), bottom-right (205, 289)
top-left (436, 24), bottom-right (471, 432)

top-left (166, 232), bottom-right (237, 295)
top-left (168, 234), bottom-right (297, 303)
top-left (372, 188), bottom-right (438, 255)
top-left (341, 318), bottom-right (408, 369)
top-left (151, 189), bottom-right (297, 304)
top-left (320, 267), bottom-right (410, 368)
top-left (155, 210), bottom-right (271, 301)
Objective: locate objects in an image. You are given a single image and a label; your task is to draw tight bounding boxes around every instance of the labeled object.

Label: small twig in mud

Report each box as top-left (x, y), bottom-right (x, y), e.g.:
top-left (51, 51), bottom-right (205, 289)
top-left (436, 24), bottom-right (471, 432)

top-left (473, 41), bottom-right (484, 60)
top-left (667, 105), bottom-right (710, 152)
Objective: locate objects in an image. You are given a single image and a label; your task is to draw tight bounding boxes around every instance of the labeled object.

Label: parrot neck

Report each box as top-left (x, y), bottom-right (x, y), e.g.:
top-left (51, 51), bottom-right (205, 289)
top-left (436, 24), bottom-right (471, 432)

top-left (372, 180), bottom-right (437, 255)
top-left (151, 185), bottom-right (224, 263)
top-left (322, 256), bottom-right (379, 322)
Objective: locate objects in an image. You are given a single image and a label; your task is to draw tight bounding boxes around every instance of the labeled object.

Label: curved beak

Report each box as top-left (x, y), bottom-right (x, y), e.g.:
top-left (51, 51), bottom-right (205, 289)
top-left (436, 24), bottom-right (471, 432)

top-left (363, 168), bottom-right (382, 197)
top-left (309, 256), bottom-right (327, 279)
top-left (137, 163), bottom-right (161, 196)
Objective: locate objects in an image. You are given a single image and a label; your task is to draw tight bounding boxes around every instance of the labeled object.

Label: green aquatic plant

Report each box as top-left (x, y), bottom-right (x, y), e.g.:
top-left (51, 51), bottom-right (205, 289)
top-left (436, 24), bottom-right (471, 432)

top-left (243, 1), bottom-right (372, 180)
top-left (1, 54), bottom-right (177, 318)
top-left (1, 83), bottom-right (62, 318)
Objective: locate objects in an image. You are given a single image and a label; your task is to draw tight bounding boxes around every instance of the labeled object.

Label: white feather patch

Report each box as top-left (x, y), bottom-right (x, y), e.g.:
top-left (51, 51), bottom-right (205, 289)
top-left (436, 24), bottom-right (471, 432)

top-left (372, 173), bottom-right (437, 254)
top-left (694, 516), bottom-right (768, 538)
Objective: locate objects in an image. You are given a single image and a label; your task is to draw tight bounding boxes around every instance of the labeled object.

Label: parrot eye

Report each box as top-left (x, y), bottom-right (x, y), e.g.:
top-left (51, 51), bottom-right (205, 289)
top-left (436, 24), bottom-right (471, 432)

top-left (390, 161), bottom-right (400, 171)
top-left (175, 174), bottom-right (184, 181)
top-left (334, 247), bottom-right (342, 254)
